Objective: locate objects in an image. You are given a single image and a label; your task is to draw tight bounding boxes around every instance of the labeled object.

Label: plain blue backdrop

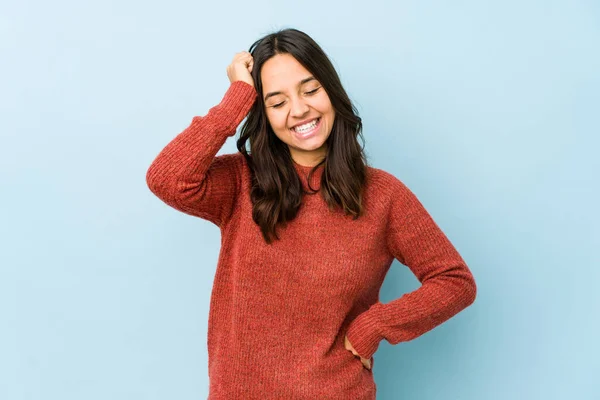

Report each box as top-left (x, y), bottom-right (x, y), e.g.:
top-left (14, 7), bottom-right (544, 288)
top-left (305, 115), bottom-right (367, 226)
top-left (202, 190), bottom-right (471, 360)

top-left (1, 1), bottom-right (598, 399)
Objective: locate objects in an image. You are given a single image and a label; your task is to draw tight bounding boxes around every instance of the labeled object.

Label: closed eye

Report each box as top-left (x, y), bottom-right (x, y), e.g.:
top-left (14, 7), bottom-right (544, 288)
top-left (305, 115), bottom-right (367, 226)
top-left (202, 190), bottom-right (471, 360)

top-left (271, 87), bottom-right (321, 109)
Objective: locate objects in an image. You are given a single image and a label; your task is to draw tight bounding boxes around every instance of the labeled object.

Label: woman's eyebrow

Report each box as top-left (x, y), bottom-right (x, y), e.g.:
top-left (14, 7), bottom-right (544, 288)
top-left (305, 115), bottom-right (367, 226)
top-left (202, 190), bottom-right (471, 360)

top-left (264, 76), bottom-right (316, 101)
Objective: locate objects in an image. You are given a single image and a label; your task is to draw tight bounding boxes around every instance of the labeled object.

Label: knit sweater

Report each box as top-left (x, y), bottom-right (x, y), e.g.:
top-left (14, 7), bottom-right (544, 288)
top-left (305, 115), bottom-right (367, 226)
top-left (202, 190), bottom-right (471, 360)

top-left (145, 80), bottom-right (477, 399)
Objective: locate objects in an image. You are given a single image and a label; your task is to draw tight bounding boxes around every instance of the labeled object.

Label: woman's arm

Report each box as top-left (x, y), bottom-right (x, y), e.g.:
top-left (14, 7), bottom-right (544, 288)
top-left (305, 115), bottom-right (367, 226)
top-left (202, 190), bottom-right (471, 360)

top-left (346, 177), bottom-right (477, 360)
top-left (146, 80), bottom-right (257, 227)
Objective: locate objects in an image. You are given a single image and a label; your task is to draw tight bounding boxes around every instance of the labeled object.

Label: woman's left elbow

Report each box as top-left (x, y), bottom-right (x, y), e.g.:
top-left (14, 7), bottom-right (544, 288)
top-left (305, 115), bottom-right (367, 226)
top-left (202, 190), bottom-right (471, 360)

top-left (463, 273), bottom-right (477, 306)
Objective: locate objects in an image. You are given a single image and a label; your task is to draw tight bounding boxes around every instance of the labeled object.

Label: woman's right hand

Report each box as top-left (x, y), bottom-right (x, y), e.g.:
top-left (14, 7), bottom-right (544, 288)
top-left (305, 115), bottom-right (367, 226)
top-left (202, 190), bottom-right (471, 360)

top-left (227, 51), bottom-right (255, 88)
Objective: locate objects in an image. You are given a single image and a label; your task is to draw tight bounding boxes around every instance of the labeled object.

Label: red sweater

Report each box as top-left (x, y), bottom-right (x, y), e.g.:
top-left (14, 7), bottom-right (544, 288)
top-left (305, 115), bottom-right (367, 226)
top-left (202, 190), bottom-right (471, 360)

top-left (146, 81), bottom-right (477, 399)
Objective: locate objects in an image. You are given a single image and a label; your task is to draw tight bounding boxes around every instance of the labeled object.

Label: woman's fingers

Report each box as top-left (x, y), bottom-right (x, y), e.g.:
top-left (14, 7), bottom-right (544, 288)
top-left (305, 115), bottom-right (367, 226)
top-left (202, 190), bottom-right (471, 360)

top-left (345, 335), bottom-right (372, 370)
top-left (361, 358), bottom-right (372, 370)
top-left (227, 51), bottom-right (254, 87)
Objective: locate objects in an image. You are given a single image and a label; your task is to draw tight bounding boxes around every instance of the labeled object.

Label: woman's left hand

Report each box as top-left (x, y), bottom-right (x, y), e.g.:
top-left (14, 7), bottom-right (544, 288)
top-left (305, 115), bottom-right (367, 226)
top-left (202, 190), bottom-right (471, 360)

top-left (344, 335), bottom-right (371, 370)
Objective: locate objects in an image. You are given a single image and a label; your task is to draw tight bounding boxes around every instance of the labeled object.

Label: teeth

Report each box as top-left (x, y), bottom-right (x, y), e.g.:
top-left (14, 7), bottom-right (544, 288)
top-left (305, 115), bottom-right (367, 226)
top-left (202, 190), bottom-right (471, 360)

top-left (293, 118), bottom-right (318, 132)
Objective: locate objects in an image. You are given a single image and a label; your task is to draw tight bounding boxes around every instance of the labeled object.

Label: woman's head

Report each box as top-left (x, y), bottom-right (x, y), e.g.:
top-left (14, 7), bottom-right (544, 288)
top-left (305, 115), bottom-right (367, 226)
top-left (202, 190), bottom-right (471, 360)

top-left (260, 52), bottom-right (335, 167)
top-left (236, 28), bottom-right (368, 244)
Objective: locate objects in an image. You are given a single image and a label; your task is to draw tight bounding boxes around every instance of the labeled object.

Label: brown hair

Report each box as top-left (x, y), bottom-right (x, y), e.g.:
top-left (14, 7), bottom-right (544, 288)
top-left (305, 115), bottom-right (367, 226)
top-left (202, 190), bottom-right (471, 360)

top-left (236, 28), bottom-right (369, 244)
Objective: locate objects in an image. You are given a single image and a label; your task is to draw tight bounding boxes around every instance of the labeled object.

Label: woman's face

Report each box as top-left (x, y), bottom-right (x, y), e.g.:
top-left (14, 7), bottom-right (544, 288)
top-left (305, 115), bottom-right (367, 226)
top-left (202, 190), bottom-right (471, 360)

top-left (261, 53), bottom-right (335, 167)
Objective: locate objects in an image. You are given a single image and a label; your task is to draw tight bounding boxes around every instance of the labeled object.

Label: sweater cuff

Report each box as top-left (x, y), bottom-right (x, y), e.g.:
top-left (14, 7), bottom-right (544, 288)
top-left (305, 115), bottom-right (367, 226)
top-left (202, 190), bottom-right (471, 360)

top-left (345, 302), bottom-right (384, 360)
top-left (213, 80), bottom-right (258, 134)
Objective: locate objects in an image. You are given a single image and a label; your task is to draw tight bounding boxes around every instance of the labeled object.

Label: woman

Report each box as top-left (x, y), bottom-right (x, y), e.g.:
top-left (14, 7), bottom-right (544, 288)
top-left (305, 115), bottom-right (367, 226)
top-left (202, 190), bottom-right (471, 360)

top-left (146, 28), bottom-right (476, 400)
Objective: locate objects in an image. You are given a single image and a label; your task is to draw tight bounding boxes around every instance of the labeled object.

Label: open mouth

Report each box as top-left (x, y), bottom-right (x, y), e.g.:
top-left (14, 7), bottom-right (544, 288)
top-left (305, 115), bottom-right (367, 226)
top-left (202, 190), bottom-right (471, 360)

top-left (290, 117), bottom-right (321, 139)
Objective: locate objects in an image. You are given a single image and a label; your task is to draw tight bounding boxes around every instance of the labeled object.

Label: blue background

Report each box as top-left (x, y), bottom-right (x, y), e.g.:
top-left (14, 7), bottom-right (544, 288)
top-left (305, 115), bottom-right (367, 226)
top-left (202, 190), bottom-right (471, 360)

top-left (1, 1), bottom-right (598, 399)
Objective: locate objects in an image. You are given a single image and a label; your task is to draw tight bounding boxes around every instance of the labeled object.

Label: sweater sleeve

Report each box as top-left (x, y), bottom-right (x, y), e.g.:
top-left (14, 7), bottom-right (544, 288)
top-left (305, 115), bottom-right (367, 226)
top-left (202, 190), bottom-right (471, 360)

top-left (345, 177), bottom-right (477, 360)
top-left (145, 81), bottom-right (257, 227)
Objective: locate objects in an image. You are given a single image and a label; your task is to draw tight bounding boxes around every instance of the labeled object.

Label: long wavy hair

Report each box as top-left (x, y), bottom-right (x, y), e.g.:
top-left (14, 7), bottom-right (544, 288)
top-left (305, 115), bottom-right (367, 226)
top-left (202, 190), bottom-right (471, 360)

top-left (236, 28), bottom-right (369, 244)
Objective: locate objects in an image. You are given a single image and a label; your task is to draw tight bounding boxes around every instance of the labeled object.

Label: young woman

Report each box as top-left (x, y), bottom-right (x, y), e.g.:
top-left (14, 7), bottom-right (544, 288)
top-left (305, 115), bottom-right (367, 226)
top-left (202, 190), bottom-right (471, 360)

top-left (146, 28), bottom-right (477, 400)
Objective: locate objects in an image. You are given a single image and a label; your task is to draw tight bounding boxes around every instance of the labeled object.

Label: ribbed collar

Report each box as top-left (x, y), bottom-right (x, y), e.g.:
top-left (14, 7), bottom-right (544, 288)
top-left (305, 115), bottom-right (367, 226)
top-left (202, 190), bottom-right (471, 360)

top-left (292, 159), bottom-right (325, 194)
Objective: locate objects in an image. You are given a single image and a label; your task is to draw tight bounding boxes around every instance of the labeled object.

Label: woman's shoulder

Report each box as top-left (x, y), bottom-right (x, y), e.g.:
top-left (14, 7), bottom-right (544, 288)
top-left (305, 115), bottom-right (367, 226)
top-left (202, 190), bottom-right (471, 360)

top-left (365, 165), bottom-right (427, 211)
top-left (365, 164), bottom-right (405, 193)
top-left (213, 151), bottom-right (248, 170)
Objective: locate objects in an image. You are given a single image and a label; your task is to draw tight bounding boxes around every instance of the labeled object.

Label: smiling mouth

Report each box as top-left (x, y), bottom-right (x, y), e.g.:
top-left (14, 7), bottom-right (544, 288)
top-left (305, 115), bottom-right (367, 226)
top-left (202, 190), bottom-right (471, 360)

top-left (290, 117), bottom-right (321, 133)
top-left (290, 117), bottom-right (321, 139)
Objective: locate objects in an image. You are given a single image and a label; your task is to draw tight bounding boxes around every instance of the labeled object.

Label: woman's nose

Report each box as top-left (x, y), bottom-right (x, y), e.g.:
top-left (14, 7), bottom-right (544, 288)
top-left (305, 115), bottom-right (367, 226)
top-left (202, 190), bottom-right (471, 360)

top-left (290, 96), bottom-right (309, 117)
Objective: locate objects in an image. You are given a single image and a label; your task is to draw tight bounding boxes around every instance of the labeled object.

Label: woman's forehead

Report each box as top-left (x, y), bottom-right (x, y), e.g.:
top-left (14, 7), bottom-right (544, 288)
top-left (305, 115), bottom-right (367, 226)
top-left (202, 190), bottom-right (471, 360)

top-left (261, 54), bottom-right (314, 90)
